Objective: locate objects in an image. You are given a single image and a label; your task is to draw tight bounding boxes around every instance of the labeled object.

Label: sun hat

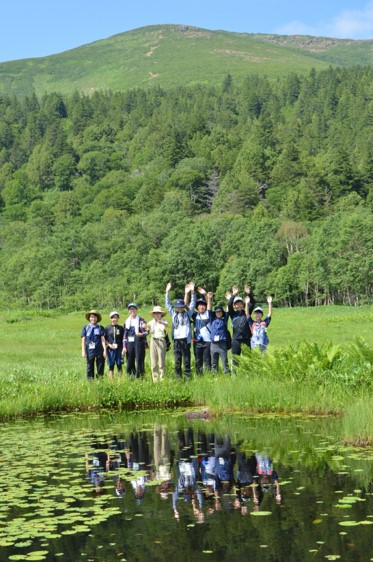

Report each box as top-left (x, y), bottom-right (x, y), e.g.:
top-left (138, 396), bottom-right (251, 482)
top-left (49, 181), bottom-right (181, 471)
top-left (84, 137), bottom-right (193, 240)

top-left (151, 306), bottom-right (166, 317)
top-left (127, 302), bottom-right (138, 309)
top-left (110, 311), bottom-right (120, 318)
top-left (253, 306), bottom-right (263, 314)
top-left (213, 305), bottom-right (225, 313)
top-left (196, 298), bottom-right (207, 306)
top-left (85, 310), bottom-right (102, 322)
top-left (174, 299), bottom-right (187, 308)
top-left (233, 296), bottom-right (244, 304)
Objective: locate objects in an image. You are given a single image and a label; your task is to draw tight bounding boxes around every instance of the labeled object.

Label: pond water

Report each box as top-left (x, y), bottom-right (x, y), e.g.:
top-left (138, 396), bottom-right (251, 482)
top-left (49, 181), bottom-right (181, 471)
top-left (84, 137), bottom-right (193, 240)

top-left (0, 411), bottom-right (373, 562)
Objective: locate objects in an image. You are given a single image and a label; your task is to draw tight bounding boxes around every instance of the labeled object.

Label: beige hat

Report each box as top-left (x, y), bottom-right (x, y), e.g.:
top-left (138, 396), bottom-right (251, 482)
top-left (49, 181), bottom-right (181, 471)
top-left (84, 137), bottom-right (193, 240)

top-left (85, 309), bottom-right (102, 322)
top-left (151, 306), bottom-right (166, 317)
top-left (110, 311), bottom-right (120, 318)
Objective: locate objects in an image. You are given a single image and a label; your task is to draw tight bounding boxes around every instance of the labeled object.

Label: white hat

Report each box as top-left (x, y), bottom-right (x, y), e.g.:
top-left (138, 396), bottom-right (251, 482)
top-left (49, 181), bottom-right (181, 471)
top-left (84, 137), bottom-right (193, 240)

top-left (110, 311), bottom-right (120, 318)
top-left (233, 296), bottom-right (244, 304)
top-left (151, 306), bottom-right (166, 317)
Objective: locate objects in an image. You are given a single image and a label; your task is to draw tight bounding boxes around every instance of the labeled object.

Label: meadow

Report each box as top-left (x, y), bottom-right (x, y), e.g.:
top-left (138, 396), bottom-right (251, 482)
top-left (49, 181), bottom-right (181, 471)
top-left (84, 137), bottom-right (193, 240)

top-left (1, 305), bottom-right (373, 444)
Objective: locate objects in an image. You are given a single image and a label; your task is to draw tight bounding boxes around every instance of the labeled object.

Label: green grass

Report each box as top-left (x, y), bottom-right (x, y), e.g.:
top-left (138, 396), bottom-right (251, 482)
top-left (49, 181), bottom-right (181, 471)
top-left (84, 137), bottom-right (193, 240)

top-left (0, 305), bottom-right (373, 443)
top-left (1, 25), bottom-right (372, 97)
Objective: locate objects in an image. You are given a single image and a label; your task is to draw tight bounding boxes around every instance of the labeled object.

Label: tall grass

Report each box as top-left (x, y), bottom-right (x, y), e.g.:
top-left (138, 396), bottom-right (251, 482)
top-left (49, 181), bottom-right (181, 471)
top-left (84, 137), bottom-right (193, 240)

top-left (1, 309), bottom-right (373, 443)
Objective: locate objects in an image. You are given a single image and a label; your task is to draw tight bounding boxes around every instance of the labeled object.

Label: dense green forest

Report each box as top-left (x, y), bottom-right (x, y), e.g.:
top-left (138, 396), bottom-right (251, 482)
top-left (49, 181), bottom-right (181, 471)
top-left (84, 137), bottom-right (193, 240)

top-left (0, 66), bottom-right (372, 310)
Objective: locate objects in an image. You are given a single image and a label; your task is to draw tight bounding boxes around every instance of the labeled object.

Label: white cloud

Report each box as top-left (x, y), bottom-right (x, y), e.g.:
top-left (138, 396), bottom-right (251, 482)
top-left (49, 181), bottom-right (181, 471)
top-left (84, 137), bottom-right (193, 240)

top-left (275, 1), bottom-right (373, 39)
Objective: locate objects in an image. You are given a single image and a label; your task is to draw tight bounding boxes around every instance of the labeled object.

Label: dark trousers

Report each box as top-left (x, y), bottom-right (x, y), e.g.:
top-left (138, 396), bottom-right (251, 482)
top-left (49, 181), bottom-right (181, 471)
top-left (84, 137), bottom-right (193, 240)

top-left (174, 338), bottom-right (191, 378)
top-left (211, 341), bottom-right (230, 374)
top-left (86, 354), bottom-right (105, 379)
top-left (231, 338), bottom-right (250, 365)
top-left (194, 341), bottom-right (211, 374)
top-left (126, 340), bottom-right (145, 378)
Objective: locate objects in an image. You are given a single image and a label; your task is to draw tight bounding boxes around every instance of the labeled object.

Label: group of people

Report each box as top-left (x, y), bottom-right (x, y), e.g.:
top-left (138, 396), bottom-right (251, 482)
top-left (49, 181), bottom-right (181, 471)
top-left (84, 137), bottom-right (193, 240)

top-left (81, 282), bottom-right (273, 381)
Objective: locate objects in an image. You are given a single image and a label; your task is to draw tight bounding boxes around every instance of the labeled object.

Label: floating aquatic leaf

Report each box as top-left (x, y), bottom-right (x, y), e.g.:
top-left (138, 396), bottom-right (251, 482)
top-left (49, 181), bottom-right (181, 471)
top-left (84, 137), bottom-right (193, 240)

top-left (251, 511), bottom-right (272, 516)
top-left (339, 521), bottom-right (360, 527)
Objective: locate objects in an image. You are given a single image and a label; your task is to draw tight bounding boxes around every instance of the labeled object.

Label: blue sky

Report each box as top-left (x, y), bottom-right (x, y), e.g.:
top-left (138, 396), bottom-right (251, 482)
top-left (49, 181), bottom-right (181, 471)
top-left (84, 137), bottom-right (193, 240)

top-left (1, 0), bottom-right (373, 62)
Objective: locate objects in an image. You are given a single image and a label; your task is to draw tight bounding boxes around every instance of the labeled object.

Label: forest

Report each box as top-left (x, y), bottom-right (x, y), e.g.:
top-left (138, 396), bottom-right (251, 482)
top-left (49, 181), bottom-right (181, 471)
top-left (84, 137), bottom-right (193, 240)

top-left (0, 66), bottom-right (372, 310)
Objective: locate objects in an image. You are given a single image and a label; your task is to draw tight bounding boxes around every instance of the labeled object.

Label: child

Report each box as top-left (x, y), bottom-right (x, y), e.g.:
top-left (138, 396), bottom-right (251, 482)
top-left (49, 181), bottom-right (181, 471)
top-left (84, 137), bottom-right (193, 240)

top-left (210, 304), bottom-right (230, 374)
top-left (165, 282), bottom-right (196, 379)
top-left (245, 296), bottom-right (272, 352)
top-left (122, 303), bottom-right (148, 378)
top-left (146, 306), bottom-right (168, 382)
top-left (81, 310), bottom-right (106, 380)
top-left (192, 288), bottom-right (213, 375)
top-left (105, 311), bottom-right (124, 379)
top-left (226, 285), bottom-right (255, 362)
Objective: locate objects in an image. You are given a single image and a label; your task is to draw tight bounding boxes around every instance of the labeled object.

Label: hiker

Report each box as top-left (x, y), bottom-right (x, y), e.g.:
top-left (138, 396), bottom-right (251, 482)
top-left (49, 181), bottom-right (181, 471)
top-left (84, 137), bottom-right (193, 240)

top-left (210, 304), bottom-right (231, 374)
top-left (226, 285), bottom-right (255, 364)
top-left (245, 295), bottom-right (273, 352)
top-left (105, 311), bottom-right (124, 379)
top-left (122, 303), bottom-right (148, 378)
top-left (81, 310), bottom-right (106, 380)
top-left (146, 305), bottom-right (169, 382)
top-left (192, 288), bottom-right (213, 375)
top-left (165, 281), bottom-right (196, 379)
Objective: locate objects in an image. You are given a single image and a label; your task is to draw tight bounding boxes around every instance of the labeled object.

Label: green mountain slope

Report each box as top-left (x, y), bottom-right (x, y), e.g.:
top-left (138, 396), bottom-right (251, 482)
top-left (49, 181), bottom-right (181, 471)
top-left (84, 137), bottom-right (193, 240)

top-left (1, 24), bottom-right (372, 97)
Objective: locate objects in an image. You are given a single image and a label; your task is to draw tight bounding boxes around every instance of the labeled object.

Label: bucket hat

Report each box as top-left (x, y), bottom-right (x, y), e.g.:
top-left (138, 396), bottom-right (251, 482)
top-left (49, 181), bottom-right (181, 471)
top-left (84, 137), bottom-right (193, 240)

top-left (151, 306), bottom-right (166, 317)
top-left (85, 310), bottom-right (102, 322)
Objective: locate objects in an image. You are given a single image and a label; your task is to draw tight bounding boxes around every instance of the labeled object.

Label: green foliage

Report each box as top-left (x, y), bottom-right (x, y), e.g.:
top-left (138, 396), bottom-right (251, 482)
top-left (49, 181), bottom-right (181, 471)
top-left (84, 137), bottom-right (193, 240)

top-left (0, 66), bottom-right (372, 308)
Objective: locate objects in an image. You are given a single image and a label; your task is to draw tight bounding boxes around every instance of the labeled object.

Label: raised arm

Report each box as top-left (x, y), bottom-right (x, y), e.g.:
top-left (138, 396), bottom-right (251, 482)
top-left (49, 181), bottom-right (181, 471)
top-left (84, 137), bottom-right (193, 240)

top-left (267, 295), bottom-right (273, 318)
top-left (245, 296), bottom-right (251, 318)
top-left (206, 291), bottom-right (213, 312)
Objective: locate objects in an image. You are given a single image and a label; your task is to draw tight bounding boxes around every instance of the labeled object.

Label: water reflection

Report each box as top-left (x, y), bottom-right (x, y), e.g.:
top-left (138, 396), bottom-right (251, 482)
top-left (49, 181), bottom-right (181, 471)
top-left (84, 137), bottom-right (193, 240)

top-left (1, 414), bottom-right (373, 562)
top-left (84, 426), bottom-right (284, 521)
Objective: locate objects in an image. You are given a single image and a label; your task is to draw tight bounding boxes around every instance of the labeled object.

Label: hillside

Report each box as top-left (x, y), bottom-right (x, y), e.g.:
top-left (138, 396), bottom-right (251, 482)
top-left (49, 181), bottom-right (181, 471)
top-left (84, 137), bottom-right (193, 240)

top-left (0, 24), bottom-right (373, 96)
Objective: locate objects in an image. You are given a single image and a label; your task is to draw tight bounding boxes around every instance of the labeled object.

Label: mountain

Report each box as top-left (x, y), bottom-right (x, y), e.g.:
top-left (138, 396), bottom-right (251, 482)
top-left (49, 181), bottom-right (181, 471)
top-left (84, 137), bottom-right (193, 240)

top-left (0, 24), bottom-right (372, 97)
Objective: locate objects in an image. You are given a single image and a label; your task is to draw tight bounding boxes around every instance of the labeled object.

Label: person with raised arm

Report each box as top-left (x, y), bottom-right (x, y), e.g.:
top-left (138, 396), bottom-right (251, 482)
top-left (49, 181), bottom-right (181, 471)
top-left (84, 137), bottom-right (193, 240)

top-left (165, 282), bottom-right (196, 379)
top-left (226, 284), bottom-right (255, 364)
top-left (192, 287), bottom-right (213, 375)
top-left (246, 295), bottom-right (273, 352)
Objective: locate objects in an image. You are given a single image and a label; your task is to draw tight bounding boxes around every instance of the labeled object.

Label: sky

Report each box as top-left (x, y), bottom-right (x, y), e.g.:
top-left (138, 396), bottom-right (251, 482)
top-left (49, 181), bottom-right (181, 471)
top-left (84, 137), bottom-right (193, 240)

top-left (1, 0), bottom-right (373, 63)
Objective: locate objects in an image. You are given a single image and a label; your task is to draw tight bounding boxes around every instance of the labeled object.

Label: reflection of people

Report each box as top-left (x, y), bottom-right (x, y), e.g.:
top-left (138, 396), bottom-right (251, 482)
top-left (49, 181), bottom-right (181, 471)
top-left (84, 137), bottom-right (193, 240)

top-left (127, 431), bottom-right (152, 502)
top-left (246, 296), bottom-right (273, 352)
top-left (105, 311), bottom-right (124, 379)
top-left (146, 307), bottom-right (168, 382)
top-left (165, 282), bottom-right (196, 379)
top-left (122, 303), bottom-right (148, 378)
top-left (81, 310), bottom-right (106, 380)
top-left (214, 435), bottom-right (236, 505)
top-left (172, 428), bottom-right (204, 521)
top-left (153, 425), bottom-right (173, 498)
top-left (85, 446), bottom-right (108, 494)
top-left (254, 452), bottom-right (281, 505)
top-left (234, 446), bottom-right (257, 513)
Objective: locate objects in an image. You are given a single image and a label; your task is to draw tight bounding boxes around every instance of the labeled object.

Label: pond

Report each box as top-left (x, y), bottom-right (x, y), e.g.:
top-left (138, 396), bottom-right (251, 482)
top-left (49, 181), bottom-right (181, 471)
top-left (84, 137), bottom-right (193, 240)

top-left (0, 411), bottom-right (373, 562)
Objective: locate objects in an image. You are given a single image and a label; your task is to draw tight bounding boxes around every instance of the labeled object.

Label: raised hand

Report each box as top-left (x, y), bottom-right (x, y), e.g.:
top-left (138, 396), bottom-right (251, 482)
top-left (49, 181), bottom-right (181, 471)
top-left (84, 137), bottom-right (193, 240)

top-left (207, 291), bottom-right (213, 299)
top-left (244, 284), bottom-right (251, 295)
top-left (232, 285), bottom-right (239, 296)
top-left (267, 295), bottom-right (272, 304)
top-left (245, 296), bottom-right (250, 304)
top-left (225, 291), bottom-right (232, 300)
top-left (166, 282), bottom-right (172, 292)
top-left (197, 286), bottom-right (206, 295)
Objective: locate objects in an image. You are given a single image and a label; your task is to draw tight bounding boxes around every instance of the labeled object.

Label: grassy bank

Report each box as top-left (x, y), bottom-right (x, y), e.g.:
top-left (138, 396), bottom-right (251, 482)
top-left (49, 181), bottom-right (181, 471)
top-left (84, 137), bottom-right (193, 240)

top-left (0, 306), bottom-right (372, 443)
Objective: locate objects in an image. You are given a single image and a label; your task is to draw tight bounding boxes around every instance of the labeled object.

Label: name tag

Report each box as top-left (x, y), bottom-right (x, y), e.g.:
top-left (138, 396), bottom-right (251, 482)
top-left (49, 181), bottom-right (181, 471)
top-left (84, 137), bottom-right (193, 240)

top-left (128, 336), bottom-right (135, 343)
top-left (214, 335), bottom-right (220, 342)
top-left (89, 342), bottom-right (96, 350)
